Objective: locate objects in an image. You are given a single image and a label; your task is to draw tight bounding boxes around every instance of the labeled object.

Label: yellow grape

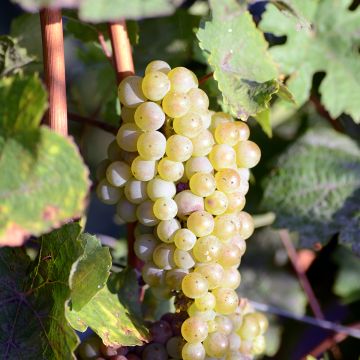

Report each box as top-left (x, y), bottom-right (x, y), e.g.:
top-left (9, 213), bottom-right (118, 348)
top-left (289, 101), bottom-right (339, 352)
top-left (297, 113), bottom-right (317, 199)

top-left (173, 112), bottom-right (204, 138)
top-left (156, 218), bottom-right (181, 243)
top-left (191, 130), bottom-right (215, 156)
top-left (209, 144), bottom-right (237, 170)
top-left (189, 172), bottom-right (216, 197)
top-left (188, 88), bottom-right (209, 111)
top-left (157, 157), bottom-right (184, 182)
top-left (237, 211), bottom-right (255, 240)
top-left (173, 228), bottom-right (197, 251)
top-left (205, 191), bottom-right (228, 215)
top-left (181, 272), bottom-right (208, 299)
top-left (203, 331), bottom-right (229, 358)
top-left (106, 161), bottom-right (131, 187)
top-left (162, 92), bottom-right (191, 118)
top-left (173, 248), bottom-right (195, 269)
top-left (187, 211), bottom-right (214, 237)
top-left (213, 214), bottom-right (237, 241)
top-left (142, 71), bottom-right (171, 101)
top-left (118, 75), bottom-right (146, 108)
top-left (214, 122), bottom-right (239, 146)
top-left (116, 123), bottom-right (142, 152)
top-left (226, 192), bottom-right (246, 213)
top-left (153, 197), bottom-right (178, 220)
top-left (182, 342), bottom-right (205, 360)
top-left (194, 263), bottom-right (224, 290)
top-left (174, 190), bottom-right (204, 220)
top-left (145, 60), bottom-right (171, 74)
top-left (234, 140), bottom-right (261, 168)
top-left (212, 288), bottom-right (238, 315)
top-left (131, 156), bottom-right (157, 181)
top-left (210, 112), bottom-right (233, 131)
top-left (166, 134), bottom-right (193, 162)
top-left (237, 313), bottom-right (261, 340)
top-left (137, 131), bottom-right (166, 160)
top-left (236, 121), bottom-right (250, 141)
top-left (192, 235), bottom-right (222, 263)
top-left (152, 243), bottom-right (176, 269)
top-left (194, 292), bottom-right (216, 311)
top-left (185, 157), bottom-right (213, 179)
top-left (215, 169), bottom-right (241, 193)
top-left (134, 101), bottom-right (165, 130)
top-left (252, 335), bottom-right (266, 355)
top-left (221, 267), bottom-right (241, 289)
top-left (168, 66), bottom-right (198, 93)
top-left (218, 243), bottom-right (242, 267)
top-left (181, 317), bottom-right (208, 343)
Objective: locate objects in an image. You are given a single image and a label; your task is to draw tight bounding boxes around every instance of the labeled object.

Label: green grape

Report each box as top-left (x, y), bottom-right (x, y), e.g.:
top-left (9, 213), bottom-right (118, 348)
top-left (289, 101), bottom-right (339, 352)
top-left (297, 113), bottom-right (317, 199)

top-left (96, 159), bottom-right (111, 181)
top-left (185, 157), bottom-right (213, 179)
top-left (173, 112), bottom-right (204, 138)
top-left (153, 197), bottom-right (178, 220)
top-left (225, 351), bottom-right (244, 360)
top-left (116, 123), bottom-right (142, 152)
top-left (225, 192), bottom-right (246, 213)
top-left (156, 218), bottom-right (181, 242)
top-left (252, 335), bottom-right (266, 355)
top-left (199, 110), bottom-right (212, 129)
top-left (237, 313), bottom-right (261, 340)
top-left (131, 156), bottom-right (157, 181)
top-left (124, 178), bottom-right (148, 204)
top-left (235, 121), bottom-right (250, 141)
top-left (192, 235), bottom-right (221, 263)
top-left (181, 317), bottom-right (208, 343)
top-left (213, 214), bottom-right (237, 241)
top-left (194, 292), bottom-right (216, 311)
top-left (189, 172), bottom-right (216, 197)
top-left (181, 272), bottom-right (208, 299)
top-left (215, 169), bottom-right (241, 194)
top-left (173, 228), bottom-right (196, 251)
top-left (141, 261), bottom-right (165, 286)
top-left (188, 88), bottom-right (209, 111)
top-left (157, 157), bottom-right (184, 182)
top-left (187, 211), bottom-right (214, 237)
top-left (165, 268), bottom-right (188, 291)
top-left (166, 336), bottom-right (185, 359)
top-left (151, 285), bottom-right (173, 300)
top-left (218, 243), bottom-right (242, 267)
top-left (136, 200), bottom-right (159, 226)
top-left (174, 190), bottom-right (204, 220)
top-left (230, 234), bottom-right (246, 256)
top-left (106, 161), bottom-right (131, 187)
top-left (142, 71), bottom-right (171, 101)
top-left (204, 191), bottom-right (228, 215)
top-left (203, 331), bottom-right (229, 358)
top-left (234, 140), bottom-right (261, 168)
top-left (152, 243), bottom-right (176, 269)
top-left (210, 111), bottom-right (233, 131)
top-left (187, 303), bottom-right (216, 321)
top-left (221, 267), bottom-right (241, 289)
top-left (147, 177), bottom-right (176, 201)
top-left (118, 75), bottom-right (147, 108)
top-left (166, 134), bottom-right (193, 162)
top-left (121, 106), bottom-right (136, 123)
top-left (250, 312), bottom-right (269, 334)
top-left (237, 211), bottom-right (254, 240)
top-left (134, 234), bottom-right (159, 262)
top-left (116, 199), bottom-right (137, 222)
top-left (182, 342), bottom-right (206, 360)
top-left (168, 67), bottom-right (198, 93)
top-left (214, 315), bottom-right (233, 335)
top-left (107, 139), bottom-right (122, 161)
top-left (213, 288), bottom-right (238, 315)
top-left (96, 179), bottom-right (122, 205)
top-left (239, 339), bottom-right (253, 356)
top-left (194, 263), bottom-right (224, 290)
top-left (214, 122), bottom-right (239, 146)
top-left (173, 248), bottom-right (195, 270)
top-left (134, 101), bottom-right (166, 130)
top-left (191, 130), bottom-right (215, 156)
top-left (209, 144), bottom-right (237, 170)
top-left (228, 332), bottom-right (242, 352)
top-left (137, 131), bottom-right (166, 160)
top-left (162, 92), bottom-right (191, 118)
top-left (207, 319), bottom-right (217, 333)
top-left (145, 60), bottom-right (171, 74)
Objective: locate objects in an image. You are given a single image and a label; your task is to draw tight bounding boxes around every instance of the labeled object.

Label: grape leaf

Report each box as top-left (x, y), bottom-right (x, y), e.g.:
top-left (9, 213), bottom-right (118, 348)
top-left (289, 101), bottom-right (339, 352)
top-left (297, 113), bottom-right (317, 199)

top-left (69, 233), bottom-right (112, 311)
top-left (197, 0), bottom-right (279, 120)
top-left (0, 223), bottom-right (83, 359)
top-left (0, 36), bottom-right (34, 76)
top-left (260, 0), bottom-right (360, 122)
top-left (66, 269), bottom-right (149, 347)
top-left (262, 127), bottom-right (360, 249)
top-left (0, 74), bottom-right (89, 246)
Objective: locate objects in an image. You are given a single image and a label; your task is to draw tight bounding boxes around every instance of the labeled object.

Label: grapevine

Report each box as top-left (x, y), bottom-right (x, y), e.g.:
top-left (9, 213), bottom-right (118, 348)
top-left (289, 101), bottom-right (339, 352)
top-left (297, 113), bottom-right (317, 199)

top-left (94, 60), bottom-right (267, 360)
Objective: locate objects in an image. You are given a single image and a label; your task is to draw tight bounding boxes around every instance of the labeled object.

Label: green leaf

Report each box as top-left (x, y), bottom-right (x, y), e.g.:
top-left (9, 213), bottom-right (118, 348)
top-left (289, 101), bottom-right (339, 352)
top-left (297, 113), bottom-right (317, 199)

top-left (262, 127), bottom-right (360, 249)
top-left (0, 36), bottom-right (34, 76)
top-left (0, 223), bottom-right (83, 359)
top-left (0, 74), bottom-right (89, 246)
top-left (197, 0), bottom-right (279, 120)
top-left (69, 233), bottom-right (112, 311)
top-left (254, 109), bottom-right (272, 137)
top-left (260, 0), bottom-right (360, 122)
top-left (66, 269), bottom-right (148, 347)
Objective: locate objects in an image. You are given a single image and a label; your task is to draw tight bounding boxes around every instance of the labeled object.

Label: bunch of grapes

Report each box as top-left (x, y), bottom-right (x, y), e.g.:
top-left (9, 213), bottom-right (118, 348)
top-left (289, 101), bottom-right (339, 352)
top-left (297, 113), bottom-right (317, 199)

top-left (96, 60), bottom-right (267, 359)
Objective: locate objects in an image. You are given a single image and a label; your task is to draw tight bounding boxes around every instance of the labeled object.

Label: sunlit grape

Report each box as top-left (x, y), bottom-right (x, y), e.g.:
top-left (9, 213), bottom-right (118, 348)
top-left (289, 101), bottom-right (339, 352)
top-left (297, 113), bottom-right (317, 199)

top-left (189, 172), bottom-right (216, 197)
top-left (145, 60), bottom-right (171, 74)
top-left (188, 88), bottom-right (209, 111)
top-left (193, 235), bottom-right (222, 263)
top-left (131, 156), bottom-right (157, 181)
top-left (191, 130), bottom-right (215, 156)
top-left (213, 288), bottom-right (239, 315)
top-left (187, 211), bottom-right (214, 237)
top-left (185, 157), bottom-right (213, 179)
top-left (194, 292), bottom-right (216, 311)
top-left (221, 267), bottom-right (241, 289)
top-left (166, 134), bottom-right (193, 162)
top-left (218, 243), bottom-right (242, 268)
top-left (153, 197), bottom-right (178, 220)
top-left (173, 228), bottom-right (197, 251)
top-left (252, 335), bottom-right (266, 355)
top-left (237, 313), bottom-right (261, 340)
top-left (157, 157), bottom-right (184, 182)
top-left (194, 263), bottom-right (224, 290)
top-left (147, 177), bottom-right (176, 201)
top-left (214, 122), bottom-right (239, 146)
top-left (204, 191), bottom-right (228, 215)
top-left (168, 67), bottom-right (198, 93)
top-left (142, 71), bottom-right (171, 101)
top-left (210, 112), bottom-right (233, 131)
top-left (153, 243), bottom-right (176, 269)
top-left (237, 211), bottom-right (255, 240)
top-left (234, 140), bottom-right (261, 168)
top-left (156, 218), bottom-right (181, 242)
top-left (173, 248), bottom-right (195, 270)
top-left (215, 169), bottom-right (241, 193)
top-left (209, 144), bottom-right (237, 170)
top-left (181, 272), bottom-right (208, 299)
top-left (173, 112), bottom-right (204, 138)
top-left (162, 92), bottom-right (191, 118)
top-left (182, 342), bottom-right (206, 360)
top-left (213, 214), bottom-right (237, 241)
top-left (137, 131), bottom-right (166, 160)
top-left (203, 331), bottom-right (229, 358)
top-left (134, 101), bottom-right (166, 131)
top-left (181, 317), bottom-right (208, 343)
top-left (226, 192), bottom-right (246, 213)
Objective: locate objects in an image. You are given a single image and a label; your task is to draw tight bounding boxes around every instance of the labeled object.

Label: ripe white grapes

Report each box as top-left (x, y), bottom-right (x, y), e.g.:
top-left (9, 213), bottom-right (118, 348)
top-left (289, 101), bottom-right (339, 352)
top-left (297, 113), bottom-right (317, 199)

top-left (96, 60), bottom-right (266, 360)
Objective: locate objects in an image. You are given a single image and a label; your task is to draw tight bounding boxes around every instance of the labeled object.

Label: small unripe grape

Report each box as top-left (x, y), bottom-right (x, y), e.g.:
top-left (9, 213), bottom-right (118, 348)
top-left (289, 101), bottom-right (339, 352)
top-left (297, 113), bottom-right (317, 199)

top-left (195, 263), bottom-right (224, 290)
top-left (182, 342), bottom-right (205, 360)
top-left (136, 200), bottom-right (159, 226)
top-left (181, 272), bottom-right (208, 299)
top-left (137, 131), bottom-right (166, 160)
top-left (214, 122), bottom-right (239, 146)
top-left (237, 211), bottom-right (255, 239)
top-left (142, 71), bottom-right (171, 101)
top-left (116, 123), bottom-right (142, 152)
top-left (166, 134), bottom-right (193, 162)
top-left (218, 243), bottom-right (242, 267)
top-left (134, 102), bottom-right (165, 130)
top-left (157, 157), bottom-right (184, 182)
top-left (116, 199), bottom-right (137, 222)
top-left (166, 336), bottom-right (185, 359)
top-left (121, 106), bottom-right (136, 123)
top-left (215, 169), bottom-right (241, 193)
top-left (147, 177), bottom-right (176, 201)
top-left (141, 261), bottom-right (164, 286)
top-left (156, 218), bottom-right (181, 242)
top-left (145, 60), bottom-right (171, 74)
top-left (187, 303), bottom-right (216, 321)
top-left (187, 211), bottom-right (214, 237)
top-left (106, 161), bottom-right (131, 187)
top-left (251, 312), bottom-right (269, 334)
top-left (134, 234), bottom-right (159, 261)
top-left (195, 292), bottom-right (216, 311)
top-left (151, 285), bottom-right (173, 300)
top-left (96, 179), bottom-right (122, 205)
top-left (189, 173), bottom-right (216, 197)
top-left (252, 335), bottom-right (266, 355)
top-left (226, 192), bottom-right (246, 213)
top-left (181, 317), bottom-right (208, 343)
top-left (142, 343), bottom-right (168, 360)
top-left (124, 178), bottom-right (148, 204)
top-left (221, 267), bottom-right (241, 289)
top-left (185, 157), bottom-right (213, 179)
top-left (153, 197), bottom-right (178, 220)
top-left (153, 243), bottom-right (176, 269)
top-left (191, 130), bottom-right (215, 156)
top-left (168, 67), bottom-right (198, 93)
top-left (118, 76), bottom-right (146, 108)
top-left (213, 288), bottom-right (238, 314)
top-left (165, 268), bottom-right (188, 290)
top-left (234, 140), bottom-right (261, 168)
top-left (210, 112), bottom-right (233, 131)
top-left (162, 92), bottom-right (191, 118)
top-left (193, 235), bottom-right (222, 263)
top-left (203, 331), bottom-right (229, 358)
top-left (209, 144), bottom-right (237, 170)
top-left (188, 88), bottom-right (209, 111)
top-left (173, 248), bottom-right (195, 270)
top-left (131, 156), bottom-right (157, 181)
top-left (237, 313), bottom-right (261, 340)
top-left (173, 228), bottom-right (196, 251)
top-left (174, 191), bottom-right (204, 219)
top-left (173, 112), bottom-right (203, 138)
top-left (213, 214), bottom-right (237, 241)
top-left (205, 191), bottom-right (228, 215)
